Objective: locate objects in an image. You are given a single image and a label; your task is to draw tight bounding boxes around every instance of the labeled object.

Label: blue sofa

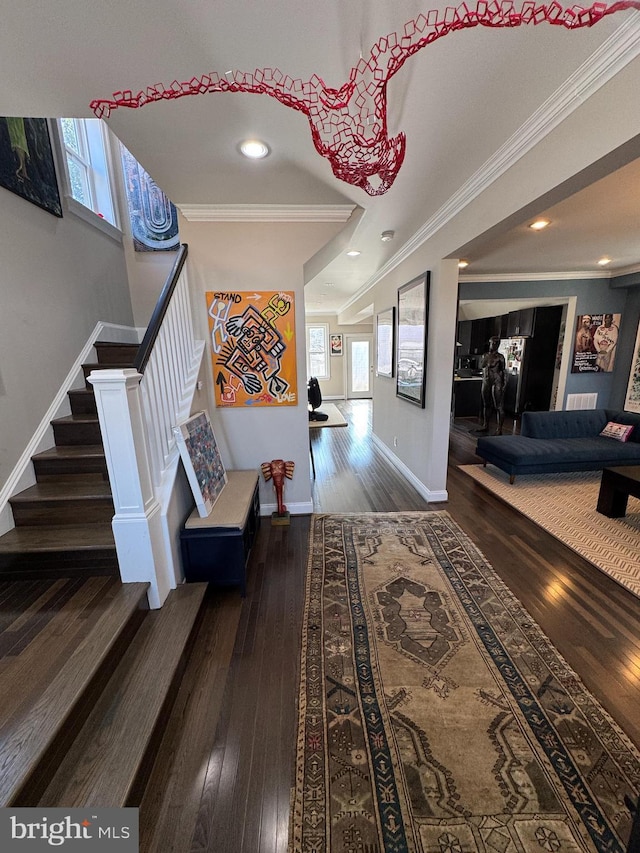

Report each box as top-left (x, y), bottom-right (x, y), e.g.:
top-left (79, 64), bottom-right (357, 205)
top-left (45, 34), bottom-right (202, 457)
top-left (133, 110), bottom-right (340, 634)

top-left (475, 408), bottom-right (640, 483)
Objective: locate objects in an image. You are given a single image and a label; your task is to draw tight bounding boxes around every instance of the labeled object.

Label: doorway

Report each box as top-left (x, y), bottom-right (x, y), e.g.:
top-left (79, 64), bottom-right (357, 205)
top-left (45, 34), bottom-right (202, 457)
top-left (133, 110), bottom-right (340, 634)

top-left (346, 335), bottom-right (373, 399)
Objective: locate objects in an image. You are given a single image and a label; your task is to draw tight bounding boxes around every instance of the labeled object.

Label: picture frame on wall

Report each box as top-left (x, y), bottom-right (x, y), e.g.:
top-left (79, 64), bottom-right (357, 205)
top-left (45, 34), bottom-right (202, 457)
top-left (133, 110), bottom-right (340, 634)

top-left (174, 410), bottom-right (227, 517)
top-left (330, 334), bottom-right (343, 356)
top-left (396, 272), bottom-right (430, 407)
top-left (0, 117), bottom-right (62, 217)
top-left (376, 307), bottom-right (395, 378)
top-left (624, 320), bottom-right (640, 414)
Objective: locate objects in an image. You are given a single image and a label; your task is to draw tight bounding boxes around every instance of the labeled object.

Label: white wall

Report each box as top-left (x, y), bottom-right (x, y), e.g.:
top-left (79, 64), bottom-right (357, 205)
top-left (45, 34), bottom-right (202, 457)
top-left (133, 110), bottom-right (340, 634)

top-left (306, 313), bottom-right (374, 399)
top-left (339, 58), bottom-right (640, 502)
top-left (0, 178), bottom-right (134, 492)
top-left (177, 216), bottom-right (345, 514)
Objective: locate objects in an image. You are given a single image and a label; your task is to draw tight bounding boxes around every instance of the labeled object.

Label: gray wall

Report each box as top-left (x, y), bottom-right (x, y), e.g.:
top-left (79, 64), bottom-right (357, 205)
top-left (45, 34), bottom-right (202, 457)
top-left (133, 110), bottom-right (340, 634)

top-left (0, 155), bottom-right (134, 493)
top-left (459, 276), bottom-right (638, 410)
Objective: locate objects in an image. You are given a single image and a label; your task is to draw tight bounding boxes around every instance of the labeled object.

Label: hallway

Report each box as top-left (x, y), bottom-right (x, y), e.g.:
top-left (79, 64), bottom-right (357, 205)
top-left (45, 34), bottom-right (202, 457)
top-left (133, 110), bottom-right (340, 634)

top-left (160, 399), bottom-right (639, 853)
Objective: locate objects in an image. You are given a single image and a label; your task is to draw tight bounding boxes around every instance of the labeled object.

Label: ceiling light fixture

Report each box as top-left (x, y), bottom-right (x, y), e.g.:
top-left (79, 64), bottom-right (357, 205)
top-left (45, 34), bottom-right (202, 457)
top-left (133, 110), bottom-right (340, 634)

top-left (380, 230), bottom-right (395, 242)
top-left (529, 219), bottom-right (550, 231)
top-left (458, 260), bottom-right (469, 269)
top-left (597, 256), bottom-right (612, 266)
top-left (239, 139), bottom-right (270, 159)
top-left (346, 250), bottom-right (361, 257)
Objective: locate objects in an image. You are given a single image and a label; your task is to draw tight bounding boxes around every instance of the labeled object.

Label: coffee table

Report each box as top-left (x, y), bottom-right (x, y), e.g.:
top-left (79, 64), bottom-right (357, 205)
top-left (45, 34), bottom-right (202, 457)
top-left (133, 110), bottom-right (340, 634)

top-left (596, 465), bottom-right (640, 518)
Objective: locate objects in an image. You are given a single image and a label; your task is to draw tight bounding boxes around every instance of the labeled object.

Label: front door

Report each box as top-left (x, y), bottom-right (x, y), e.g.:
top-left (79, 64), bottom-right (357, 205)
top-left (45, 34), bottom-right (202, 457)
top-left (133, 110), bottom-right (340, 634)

top-left (346, 335), bottom-right (373, 399)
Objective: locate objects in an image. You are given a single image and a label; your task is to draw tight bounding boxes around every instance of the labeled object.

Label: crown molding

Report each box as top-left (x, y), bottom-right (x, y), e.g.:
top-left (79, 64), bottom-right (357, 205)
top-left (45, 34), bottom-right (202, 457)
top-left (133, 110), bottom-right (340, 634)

top-left (459, 270), bottom-right (611, 283)
top-left (177, 203), bottom-right (356, 222)
top-left (460, 259), bottom-right (640, 283)
top-left (339, 11), bottom-right (640, 314)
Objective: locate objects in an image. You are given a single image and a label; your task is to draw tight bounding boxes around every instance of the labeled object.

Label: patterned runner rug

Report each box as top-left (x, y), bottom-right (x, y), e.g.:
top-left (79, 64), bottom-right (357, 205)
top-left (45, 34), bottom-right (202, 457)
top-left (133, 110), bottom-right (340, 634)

top-left (459, 465), bottom-right (640, 599)
top-left (290, 512), bottom-right (639, 853)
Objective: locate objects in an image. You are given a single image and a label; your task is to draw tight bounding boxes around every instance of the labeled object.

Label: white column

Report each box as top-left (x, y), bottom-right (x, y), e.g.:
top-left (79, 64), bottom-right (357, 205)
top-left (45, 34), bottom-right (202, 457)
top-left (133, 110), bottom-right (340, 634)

top-left (88, 368), bottom-right (171, 608)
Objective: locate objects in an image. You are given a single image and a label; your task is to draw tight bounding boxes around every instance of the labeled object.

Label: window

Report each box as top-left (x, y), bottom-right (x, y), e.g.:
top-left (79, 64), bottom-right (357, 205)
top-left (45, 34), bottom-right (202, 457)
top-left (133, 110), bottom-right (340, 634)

top-left (59, 118), bottom-right (118, 228)
top-left (306, 323), bottom-right (330, 380)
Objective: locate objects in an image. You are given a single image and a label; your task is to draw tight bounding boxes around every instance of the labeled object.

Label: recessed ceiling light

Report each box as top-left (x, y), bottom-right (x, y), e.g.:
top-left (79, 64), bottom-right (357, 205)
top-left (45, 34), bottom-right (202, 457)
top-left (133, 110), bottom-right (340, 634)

top-left (597, 256), bottom-right (612, 266)
top-left (239, 139), bottom-right (270, 159)
top-left (458, 259), bottom-right (469, 269)
top-left (346, 250), bottom-right (361, 257)
top-left (529, 218), bottom-right (550, 231)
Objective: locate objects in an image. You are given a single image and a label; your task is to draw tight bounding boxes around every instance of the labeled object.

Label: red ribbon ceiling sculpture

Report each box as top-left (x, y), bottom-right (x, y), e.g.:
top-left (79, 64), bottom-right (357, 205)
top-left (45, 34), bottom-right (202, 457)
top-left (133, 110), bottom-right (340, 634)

top-left (91, 1), bottom-right (640, 196)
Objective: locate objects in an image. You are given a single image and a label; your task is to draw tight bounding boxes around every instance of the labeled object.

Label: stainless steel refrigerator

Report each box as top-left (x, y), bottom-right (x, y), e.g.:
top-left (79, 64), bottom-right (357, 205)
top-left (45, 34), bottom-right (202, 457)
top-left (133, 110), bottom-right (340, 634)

top-left (498, 337), bottom-right (528, 414)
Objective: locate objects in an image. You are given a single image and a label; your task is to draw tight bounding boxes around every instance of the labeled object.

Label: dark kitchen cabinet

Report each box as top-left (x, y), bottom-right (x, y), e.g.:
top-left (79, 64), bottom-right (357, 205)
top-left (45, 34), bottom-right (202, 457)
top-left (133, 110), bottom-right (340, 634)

top-left (507, 308), bottom-right (536, 337)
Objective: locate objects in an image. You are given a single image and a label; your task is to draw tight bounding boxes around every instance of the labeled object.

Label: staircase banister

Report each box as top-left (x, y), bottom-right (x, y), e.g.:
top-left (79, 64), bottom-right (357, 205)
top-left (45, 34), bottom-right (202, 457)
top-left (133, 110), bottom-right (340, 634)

top-left (134, 243), bottom-right (189, 374)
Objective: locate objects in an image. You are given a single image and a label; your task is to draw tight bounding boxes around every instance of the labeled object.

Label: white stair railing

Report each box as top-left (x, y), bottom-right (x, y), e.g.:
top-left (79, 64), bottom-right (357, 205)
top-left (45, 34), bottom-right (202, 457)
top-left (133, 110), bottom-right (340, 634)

top-left (89, 245), bottom-right (206, 608)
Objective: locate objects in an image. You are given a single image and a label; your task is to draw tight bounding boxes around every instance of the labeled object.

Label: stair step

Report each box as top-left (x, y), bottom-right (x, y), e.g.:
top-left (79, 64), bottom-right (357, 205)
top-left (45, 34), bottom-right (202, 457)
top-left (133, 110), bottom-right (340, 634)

top-left (0, 524), bottom-right (118, 579)
top-left (68, 387), bottom-right (97, 416)
top-left (94, 342), bottom-right (140, 365)
top-left (52, 414), bottom-right (102, 446)
top-left (10, 482), bottom-right (113, 526)
top-left (0, 582), bottom-right (150, 806)
top-left (37, 583), bottom-right (208, 808)
top-left (32, 445), bottom-right (107, 482)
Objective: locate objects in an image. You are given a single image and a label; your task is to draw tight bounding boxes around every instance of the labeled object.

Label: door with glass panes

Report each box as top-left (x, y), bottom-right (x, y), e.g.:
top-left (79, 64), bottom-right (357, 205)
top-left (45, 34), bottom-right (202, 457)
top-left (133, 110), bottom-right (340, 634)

top-left (346, 335), bottom-right (373, 399)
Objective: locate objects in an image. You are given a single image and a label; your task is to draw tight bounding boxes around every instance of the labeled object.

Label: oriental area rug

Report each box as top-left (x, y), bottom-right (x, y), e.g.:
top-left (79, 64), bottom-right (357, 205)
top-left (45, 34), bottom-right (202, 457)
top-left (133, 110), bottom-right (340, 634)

top-left (290, 511), bottom-right (639, 853)
top-left (459, 465), bottom-right (640, 599)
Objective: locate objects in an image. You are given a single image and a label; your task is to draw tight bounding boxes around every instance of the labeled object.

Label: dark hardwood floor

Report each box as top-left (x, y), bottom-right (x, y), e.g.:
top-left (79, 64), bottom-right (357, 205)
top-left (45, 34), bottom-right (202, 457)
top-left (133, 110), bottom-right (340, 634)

top-left (0, 399), bottom-right (637, 852)
top-left (163, 398), bottom-right (638, 853)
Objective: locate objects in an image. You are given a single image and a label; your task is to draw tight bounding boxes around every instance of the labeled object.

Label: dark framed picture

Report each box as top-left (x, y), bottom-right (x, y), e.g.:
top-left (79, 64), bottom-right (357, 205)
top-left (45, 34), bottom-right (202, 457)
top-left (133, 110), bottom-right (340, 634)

top-left (330, 334), bottom-right (343, 356)
top-left (376, 307), bottom-right (395, 378)
top-left (396, 272), bottom-right (429, 407)
top-left (0, 117), bottom-right (62, 217)
top-left (624, 320), bottom-right (640, 414)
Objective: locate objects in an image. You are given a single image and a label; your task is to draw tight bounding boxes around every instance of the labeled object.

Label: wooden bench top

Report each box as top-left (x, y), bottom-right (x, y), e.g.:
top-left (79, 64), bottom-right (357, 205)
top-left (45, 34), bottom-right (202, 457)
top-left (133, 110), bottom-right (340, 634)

top-left (185, 470), bottom-right (259, 530)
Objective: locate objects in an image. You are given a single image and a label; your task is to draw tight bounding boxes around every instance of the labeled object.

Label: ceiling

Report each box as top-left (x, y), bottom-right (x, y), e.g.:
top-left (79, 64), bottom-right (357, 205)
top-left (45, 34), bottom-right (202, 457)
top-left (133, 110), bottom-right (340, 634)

top-left (2, 1), bottom-right (640, 316)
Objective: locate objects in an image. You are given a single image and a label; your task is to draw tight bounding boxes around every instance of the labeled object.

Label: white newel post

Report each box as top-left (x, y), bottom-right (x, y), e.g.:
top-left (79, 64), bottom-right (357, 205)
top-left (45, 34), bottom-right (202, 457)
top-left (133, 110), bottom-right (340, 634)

top-left (88, 368), bottom-right (170, 609)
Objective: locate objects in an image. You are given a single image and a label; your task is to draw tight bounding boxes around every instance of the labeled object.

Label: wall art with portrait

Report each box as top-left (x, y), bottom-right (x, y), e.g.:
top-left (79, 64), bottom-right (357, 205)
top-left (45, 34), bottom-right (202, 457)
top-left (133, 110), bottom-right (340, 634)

top-left (624, 320), bottom-right (640, 414)
top-left (330, 334), bottom-right (343, 356)
top-left (376, 307), bottom-right (395, 378)
top-left (396, 272), bottom-right (430, 407)
top-left (572, 312), bottom-right (621, 373)
top-left (0, 117), bottom-right (62, 217)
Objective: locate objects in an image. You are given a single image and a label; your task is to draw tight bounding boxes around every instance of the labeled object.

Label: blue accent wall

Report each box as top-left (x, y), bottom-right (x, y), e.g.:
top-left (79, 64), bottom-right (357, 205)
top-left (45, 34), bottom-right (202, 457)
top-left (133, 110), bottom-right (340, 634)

top-left (458, 276), bottom-right (640, 410)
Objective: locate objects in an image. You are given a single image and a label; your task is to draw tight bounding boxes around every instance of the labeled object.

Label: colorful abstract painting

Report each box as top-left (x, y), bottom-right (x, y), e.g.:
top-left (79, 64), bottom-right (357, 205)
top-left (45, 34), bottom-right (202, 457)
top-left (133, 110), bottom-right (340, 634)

top-left (174, 410), bottom-right (227, 517)
top-left (206, 290), bottom-right (298, 408)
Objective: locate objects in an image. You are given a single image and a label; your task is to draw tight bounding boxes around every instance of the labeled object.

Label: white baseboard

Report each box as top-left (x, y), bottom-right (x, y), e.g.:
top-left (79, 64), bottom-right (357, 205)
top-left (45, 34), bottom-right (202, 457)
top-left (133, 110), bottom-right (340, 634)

top-left (261, 500), bottom-right (314, 516)
top-left (0, 322), bottom-right (140, 537)
top-left (372, 434), bottom-right (448, 503)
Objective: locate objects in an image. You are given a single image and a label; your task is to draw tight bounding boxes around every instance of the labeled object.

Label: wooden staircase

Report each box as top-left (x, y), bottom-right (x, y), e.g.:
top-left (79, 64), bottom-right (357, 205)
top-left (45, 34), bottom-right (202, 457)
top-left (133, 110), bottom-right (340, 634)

top-left (0, 577), bottom-right (209, 810)
top-left (0, 342), bottom-right (139, 580)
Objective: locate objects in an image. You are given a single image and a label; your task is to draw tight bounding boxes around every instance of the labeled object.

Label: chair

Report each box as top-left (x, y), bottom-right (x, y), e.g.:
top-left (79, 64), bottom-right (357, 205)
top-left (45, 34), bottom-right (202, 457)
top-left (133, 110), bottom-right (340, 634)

top-left (308, 377), bottom-right (328, 421)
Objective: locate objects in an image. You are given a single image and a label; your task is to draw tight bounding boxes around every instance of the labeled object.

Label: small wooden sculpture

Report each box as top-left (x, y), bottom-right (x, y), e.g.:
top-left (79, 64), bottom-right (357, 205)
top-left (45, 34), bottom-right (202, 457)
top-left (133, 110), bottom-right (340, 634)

top-left (261, 459), bottom-right (295, 524)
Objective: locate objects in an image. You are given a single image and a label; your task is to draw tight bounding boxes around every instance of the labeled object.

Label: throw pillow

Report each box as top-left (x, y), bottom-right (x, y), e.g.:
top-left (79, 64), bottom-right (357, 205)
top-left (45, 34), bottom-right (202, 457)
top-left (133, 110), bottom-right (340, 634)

top-left (600, 421), bottom-right (634, 442)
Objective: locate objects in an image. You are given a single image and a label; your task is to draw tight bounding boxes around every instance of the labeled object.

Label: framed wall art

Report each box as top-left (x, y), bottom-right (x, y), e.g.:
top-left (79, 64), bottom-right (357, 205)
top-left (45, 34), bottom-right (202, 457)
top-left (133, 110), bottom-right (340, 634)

top-left (206, 290), bottom-right (298, 407)
top-left (0, 117), bottom-right (62, 217)
top-left (396, 272), bottom-right (430, 407)
top-left (376, 307), bottom-right (395, 378)
top-left (572, 312), bottom-right (621, 373)
top-left (624, 320), bottom-right (640, 414)
top-left (330, 334), bottom-right (343, 356)
top-left (174, 410), bottom-right (227, 517)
